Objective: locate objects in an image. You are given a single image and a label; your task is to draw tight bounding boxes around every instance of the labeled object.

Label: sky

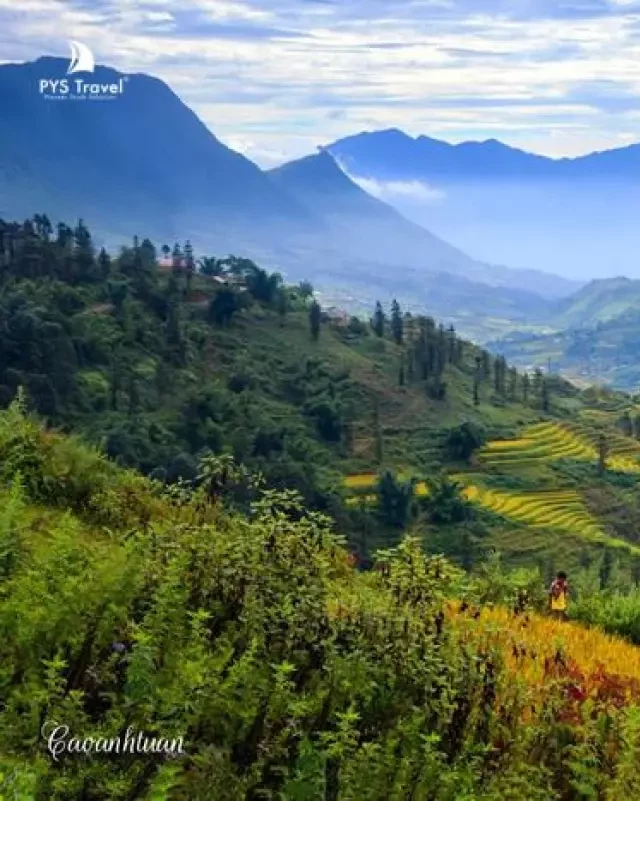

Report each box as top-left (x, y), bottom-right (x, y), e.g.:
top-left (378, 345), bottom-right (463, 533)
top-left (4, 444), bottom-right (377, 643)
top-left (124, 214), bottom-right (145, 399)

top-left (1, 0), bottom-right (640, 167)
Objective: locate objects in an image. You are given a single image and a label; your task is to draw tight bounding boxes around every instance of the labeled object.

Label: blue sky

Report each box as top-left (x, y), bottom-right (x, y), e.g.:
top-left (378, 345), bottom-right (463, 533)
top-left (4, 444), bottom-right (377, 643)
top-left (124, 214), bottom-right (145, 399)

top-left (2, 0), bottom-right (640, 165)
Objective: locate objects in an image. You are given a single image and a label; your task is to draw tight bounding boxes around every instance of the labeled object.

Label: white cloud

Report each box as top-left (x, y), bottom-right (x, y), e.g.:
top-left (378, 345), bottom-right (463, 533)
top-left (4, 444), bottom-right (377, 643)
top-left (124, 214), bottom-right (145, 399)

top-left (346, 172), bottom-right (447, 204)
top-left (141, 11), bottom-right (174, 22)
top-left (1, 0), bottom-right (640, 162)
top-left (196, 1), bottom-right (271, 21)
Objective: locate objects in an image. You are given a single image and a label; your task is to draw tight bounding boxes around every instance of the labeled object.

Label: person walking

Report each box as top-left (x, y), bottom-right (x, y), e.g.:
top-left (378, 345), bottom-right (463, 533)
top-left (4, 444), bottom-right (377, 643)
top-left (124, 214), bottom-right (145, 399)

top-left (549, 571), bottom-right (569, 620)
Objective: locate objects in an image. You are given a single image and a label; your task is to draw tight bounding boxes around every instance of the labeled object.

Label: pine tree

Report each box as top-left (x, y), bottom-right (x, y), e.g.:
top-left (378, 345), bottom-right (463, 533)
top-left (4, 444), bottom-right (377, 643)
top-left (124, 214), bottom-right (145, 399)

top-left (533, 368), bottom-right (543, 397)
top-left (184, 240), bottom-right (195, 290)
top-left (310, 300), bottom-right (321, 341)
top-left (598, 432), bottom-right (609, 475)
top-left (447, 325), bottom-right (456, 365)
top-left (391, 299), bottom-right (404, 345)
top-left (98, 247), bottom-right (111, 279)
top-left (494, 356), bottom-right (507, 395)
top-left (541, 378), bottom-right (550, 412)
top-left (481, 350), bottom-right (491, 379)
top-left (473, 356), bottom-right (482, 407)
top-left (73, 218), bottom-right (95, 280)
top-left (434, 324), bottom-right (446, 375)
top-left (373, 302), bottom-right (386, 338)
top-left (171, 242), bottom-right (183, 277)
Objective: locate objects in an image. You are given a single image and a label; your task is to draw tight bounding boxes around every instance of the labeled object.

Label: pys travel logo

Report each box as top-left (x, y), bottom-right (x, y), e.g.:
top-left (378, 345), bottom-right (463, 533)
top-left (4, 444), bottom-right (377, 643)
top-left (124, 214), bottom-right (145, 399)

top-left (39, 41), bottom-right (128, 101)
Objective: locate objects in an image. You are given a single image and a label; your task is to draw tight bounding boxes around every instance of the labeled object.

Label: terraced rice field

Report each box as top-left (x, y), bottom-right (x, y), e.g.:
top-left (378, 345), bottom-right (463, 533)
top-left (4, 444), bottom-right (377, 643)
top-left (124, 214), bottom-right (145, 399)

top-left (462, 484), bottom-right (640, 552)
top-left (480, 420), bottom-right (640, 475)
top-left (344, 474), bottom-right (640, 554)
top-left (344, 419), bottom-right (640, 551)
top-left (479, 422), bottom-right (596, 466)
top-left (572, 424), bottom-right (640, 475)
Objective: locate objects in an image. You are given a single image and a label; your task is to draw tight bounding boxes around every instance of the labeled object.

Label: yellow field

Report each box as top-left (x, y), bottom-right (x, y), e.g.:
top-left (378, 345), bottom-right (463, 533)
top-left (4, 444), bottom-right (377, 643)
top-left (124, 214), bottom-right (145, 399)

top-left (463, 483), bottom-right (640, 554)
top-left (343, 472), bottom-right (640, 554)
top-left (480, 420), bottom-right (640, 475)
top-left (344, 473), bottom-right (378, 490)
top-left (453, 604), bottom-right (640, 694)
top-left (479, 422), bottom-right (595, 465)
top-left (464, 484), bottom-right (599, 535)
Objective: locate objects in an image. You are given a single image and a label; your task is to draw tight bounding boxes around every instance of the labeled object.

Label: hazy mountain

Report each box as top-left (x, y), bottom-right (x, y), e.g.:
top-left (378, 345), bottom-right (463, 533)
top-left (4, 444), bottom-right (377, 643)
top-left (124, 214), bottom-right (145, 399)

top-left (329, 128), bottom-right (640, 182)
top-left (0, 57), bottom-right (319, 251)
top-left (269, 150), bottom-right (574, 298)
top-left (0, 57), bottom-right (569, 328)
top-left (328, 130), bottom-right (640, 281)
top-left (555, 278), bottom-right (640, 328)
top-left (327, 129), bottom-right (558, 181)
top-left (269, 150), bottom-right (489, 277)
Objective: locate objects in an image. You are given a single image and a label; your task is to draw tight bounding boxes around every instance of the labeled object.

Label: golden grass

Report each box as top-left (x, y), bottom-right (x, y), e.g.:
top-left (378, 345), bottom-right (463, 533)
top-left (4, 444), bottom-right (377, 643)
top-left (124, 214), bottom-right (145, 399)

top-left (453, 604), bottom-right (640, 689)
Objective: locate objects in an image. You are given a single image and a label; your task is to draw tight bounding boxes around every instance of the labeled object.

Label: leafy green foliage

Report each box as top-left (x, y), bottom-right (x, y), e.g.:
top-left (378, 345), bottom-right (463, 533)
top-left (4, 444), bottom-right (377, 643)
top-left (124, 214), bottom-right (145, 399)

top-left (2, 392), bottom-right (640, 800)
top-left (8, 212), bottom-right (640, 655)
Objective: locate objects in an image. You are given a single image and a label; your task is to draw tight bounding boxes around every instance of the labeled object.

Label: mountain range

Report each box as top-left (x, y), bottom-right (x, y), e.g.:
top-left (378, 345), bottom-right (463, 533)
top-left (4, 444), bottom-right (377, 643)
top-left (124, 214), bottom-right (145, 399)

top-left (0, 56), bottom-right (576, 335)
top-left (328, 128), bottom-right (640, 181)
top-left (4, 55), bottom-right (640, 346)
top-left (328, 130), bottom-right (640, 281)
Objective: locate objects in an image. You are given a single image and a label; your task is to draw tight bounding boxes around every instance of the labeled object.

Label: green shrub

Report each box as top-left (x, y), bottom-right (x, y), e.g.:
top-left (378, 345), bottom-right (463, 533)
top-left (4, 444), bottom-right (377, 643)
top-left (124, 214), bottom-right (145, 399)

top-left (571, 591), bottom-right (640, 645)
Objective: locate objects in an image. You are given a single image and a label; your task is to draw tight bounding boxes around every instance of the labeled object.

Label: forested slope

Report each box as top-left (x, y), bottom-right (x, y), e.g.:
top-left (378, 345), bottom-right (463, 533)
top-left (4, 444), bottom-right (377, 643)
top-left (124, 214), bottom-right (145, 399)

top-left (3, 214), bottom-right (640, 611)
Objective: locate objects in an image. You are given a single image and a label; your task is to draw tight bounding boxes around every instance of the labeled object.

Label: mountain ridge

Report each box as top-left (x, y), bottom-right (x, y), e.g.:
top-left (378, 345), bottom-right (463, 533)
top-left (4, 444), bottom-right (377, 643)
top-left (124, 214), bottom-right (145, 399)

top-left (327, 128), bottom-right (640, 280)
top-left (269, 149), bottom-right (577, 300)
top-left (329, 128), bottom-right (640, 179)
top-left (0, 57), bottom-right (575, 322)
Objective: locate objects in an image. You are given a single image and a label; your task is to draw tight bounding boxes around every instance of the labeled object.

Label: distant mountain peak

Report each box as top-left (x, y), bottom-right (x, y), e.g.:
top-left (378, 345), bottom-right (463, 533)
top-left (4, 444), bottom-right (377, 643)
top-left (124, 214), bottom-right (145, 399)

top-left (271, 148), bottom-right (354, 190)
top-left (0, 56), bottom-right (318, 245)
top-left (331, 127), bottom-right (640, 165)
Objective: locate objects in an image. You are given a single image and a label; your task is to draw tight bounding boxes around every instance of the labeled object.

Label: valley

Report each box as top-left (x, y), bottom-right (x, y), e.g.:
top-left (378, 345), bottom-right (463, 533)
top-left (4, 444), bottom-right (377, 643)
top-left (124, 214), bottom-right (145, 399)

top-left (3, 211), bottom-right (640, 799)
top-left (0, 57), bottom-right (578, 340)
top-left (2, 56), bottom-right (640, 804)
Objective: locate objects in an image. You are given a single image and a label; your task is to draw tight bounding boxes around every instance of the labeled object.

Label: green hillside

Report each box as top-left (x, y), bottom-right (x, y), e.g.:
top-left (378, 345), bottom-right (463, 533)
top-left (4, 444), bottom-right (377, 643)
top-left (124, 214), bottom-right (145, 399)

top-left (488, 278), bottom-right (640, 390)
top-left (4, 214), bottom-right (640, 584)
top-left (0, 216), bottom-right (567, 500)
top-left (6, 215), bottom-right (640, 800)
top-left (556, 277), bottom-right (640, 328)
top-left (490, 309), bottom-right (640, 391)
